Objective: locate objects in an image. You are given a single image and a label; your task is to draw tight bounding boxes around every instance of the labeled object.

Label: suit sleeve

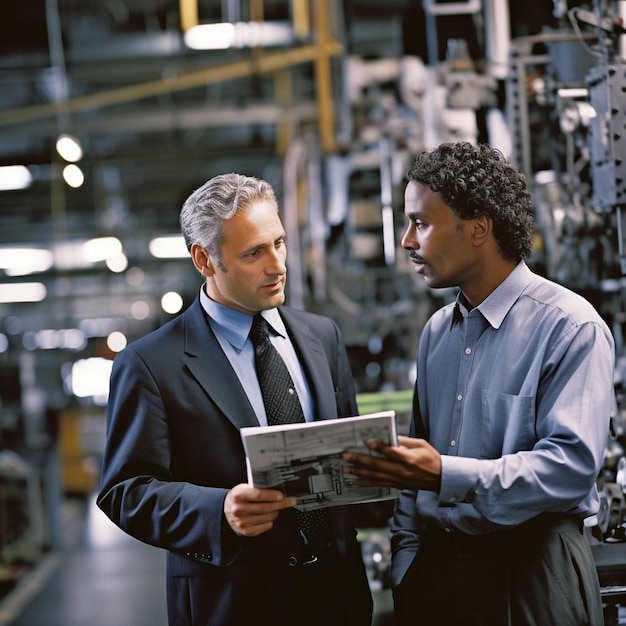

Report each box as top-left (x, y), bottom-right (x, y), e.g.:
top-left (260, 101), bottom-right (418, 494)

top-left (97, 347), bottom-right (232, 566)
top-left (329, 318), bottom-right (359, 418)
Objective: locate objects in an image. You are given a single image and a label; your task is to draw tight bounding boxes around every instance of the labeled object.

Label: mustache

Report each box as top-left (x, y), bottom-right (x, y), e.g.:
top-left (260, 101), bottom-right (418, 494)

top-left (408, 251), bottom-right (427, 265)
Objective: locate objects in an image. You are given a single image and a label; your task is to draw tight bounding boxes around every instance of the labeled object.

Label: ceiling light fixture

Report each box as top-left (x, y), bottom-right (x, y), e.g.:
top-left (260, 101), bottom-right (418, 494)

top-left (63, 163), bottom-right (85, 188)
top-left (0, 165), bottom-right (33, 191)
top-left (81, 237), bottom-right (123, 262)
top-left (0, 282), bottom-right (47, 303)
top-left (161, 291), bottom-right (184, 314)
top-left (0, 247), bottom-right (54, 275)
top-left (149, 235), bottom-right (189, 258)
top-left (56, 133), bottom-right (83, 162)
top-left (184, 21), bottom-right (294, 50)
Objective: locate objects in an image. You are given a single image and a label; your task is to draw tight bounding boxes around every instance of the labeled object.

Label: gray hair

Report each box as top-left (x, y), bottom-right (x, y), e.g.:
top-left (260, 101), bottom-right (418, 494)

top-left (180, 173), bottom-right (279, 269)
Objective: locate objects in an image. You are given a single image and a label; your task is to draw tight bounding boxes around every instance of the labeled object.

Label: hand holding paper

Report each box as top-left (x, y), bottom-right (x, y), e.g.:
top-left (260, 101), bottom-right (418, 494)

top-left (342, 435), bottom-right (442, 492)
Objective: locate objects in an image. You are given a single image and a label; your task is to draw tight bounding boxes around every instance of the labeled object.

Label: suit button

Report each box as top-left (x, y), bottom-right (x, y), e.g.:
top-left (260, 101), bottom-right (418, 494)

top-left (288, 556), bottom-right (298, 567)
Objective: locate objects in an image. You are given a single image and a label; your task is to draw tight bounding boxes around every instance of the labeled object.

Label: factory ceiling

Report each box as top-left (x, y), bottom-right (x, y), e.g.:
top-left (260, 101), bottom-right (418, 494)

top-left (0, 0), bottom-right (420, 337)
top-left (0, 0), bottom-right (411, 240)
top-left (0, 0), bottom-right (559, 403)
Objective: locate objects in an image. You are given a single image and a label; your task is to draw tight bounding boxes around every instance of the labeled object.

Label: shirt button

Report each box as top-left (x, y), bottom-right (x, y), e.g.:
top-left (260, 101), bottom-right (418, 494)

top-left (456, 394), bottom-right (463, 401)
top-left (450, 440), bottom-right (456, 447)
top-left (288, 556), bottom-right (298, 567)
top-left (449, 496), bottom-right (456, 503)
top-left (465, 347), bottom-right (471, 355)
top-left (444, 527), bottom-right (452, 533)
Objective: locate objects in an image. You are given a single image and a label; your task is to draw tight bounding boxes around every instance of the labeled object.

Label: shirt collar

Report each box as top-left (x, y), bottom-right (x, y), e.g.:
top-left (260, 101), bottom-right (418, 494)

top-left (454, 261), bottom-right (532, 330)
top-left (199, 286), bottom-right (286, 350)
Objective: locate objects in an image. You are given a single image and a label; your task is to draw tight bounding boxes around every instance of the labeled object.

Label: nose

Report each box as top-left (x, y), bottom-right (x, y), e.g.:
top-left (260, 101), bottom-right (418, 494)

top-left (267, 247), bottom-right (287, 275)
top-left (401, 224), bottom-right (416, 250)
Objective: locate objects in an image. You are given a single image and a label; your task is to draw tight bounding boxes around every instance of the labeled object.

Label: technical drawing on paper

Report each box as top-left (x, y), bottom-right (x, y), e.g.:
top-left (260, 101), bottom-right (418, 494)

top-left (241, 410), bottom-right (397, 511)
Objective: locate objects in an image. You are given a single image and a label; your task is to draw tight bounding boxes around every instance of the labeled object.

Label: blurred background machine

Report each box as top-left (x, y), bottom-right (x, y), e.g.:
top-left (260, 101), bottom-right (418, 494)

top-left (0, 0), bottom-right (626, 622)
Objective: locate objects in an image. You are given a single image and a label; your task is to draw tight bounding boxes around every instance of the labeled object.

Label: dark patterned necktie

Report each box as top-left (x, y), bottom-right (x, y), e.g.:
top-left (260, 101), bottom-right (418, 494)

top-left (249, 314), bottom-right (331, 557)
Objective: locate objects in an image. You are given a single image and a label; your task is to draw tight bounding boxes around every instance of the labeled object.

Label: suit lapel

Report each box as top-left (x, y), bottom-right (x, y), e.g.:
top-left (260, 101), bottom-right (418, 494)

top-left (182, 300), bottom-right (260, 431)
top-left (280, 308), bottom-right (339, 422)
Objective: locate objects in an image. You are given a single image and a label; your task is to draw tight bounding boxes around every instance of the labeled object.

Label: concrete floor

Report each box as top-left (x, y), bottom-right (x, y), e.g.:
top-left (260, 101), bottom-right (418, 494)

top-left (0, 495), bottom-right (395, 626)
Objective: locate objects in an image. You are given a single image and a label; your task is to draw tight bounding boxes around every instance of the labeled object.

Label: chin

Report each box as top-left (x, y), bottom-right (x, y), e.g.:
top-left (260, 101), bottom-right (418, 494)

top-left (265, 293), bottom-right (286, 309)
top-left (423, 276), bottom-right (443, 289)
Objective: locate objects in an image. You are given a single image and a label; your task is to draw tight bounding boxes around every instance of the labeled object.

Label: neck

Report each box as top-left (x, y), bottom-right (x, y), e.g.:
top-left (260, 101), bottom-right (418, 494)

top-left (461, 259), bottom-right (518, 308)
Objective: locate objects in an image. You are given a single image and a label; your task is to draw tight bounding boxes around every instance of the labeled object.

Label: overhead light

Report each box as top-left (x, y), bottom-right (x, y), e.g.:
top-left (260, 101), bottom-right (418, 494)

top-left (184, 21), bottom-right (294, 50)
top-left (56, 134), bottom-right (83, 162)
top-left (81, 237), bottom-right (123, 262)
top-left (185, 22), bottom-right (235, 49)
top-left (107, 331), bottom-right (127, 353)
top-left (24, 328), bottom-right (87, 351)
top-left (63, 164), bottom-right (85, 188)
top-left (161, 291), bottom-right (184, 314)
top-left (149, 235), bottom-right (189, 258)
top-left (0, 282), bottom-right (47, 303)
top-left (0, 247), bottom-right (53, 275)
top-left (106, 252), bottom-right (128, 273)
top-left (130, 300), bottom-right (150, 320)
top-left (67, 357), bottom-right (113, 403)
top-left (0, 165), bottom-right (33, 191)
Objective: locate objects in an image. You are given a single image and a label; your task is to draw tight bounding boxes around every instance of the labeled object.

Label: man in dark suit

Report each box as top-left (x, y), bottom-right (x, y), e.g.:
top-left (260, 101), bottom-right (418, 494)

top-left (97, 173), bottom-right (373, 626)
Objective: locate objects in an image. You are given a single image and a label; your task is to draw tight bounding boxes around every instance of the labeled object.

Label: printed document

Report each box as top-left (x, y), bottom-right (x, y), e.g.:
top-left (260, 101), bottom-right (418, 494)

top-left (240, 410), bottom-right (398, 511)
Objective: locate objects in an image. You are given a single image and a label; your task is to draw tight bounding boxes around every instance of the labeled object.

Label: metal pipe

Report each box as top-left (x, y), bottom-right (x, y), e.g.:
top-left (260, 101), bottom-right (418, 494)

top-left (618, 1), bottom-right (626, 60)
top-left (306, 137), bottom-right (327, 302)
top-left (379, 136), bottom-right (395, 266)
top-left (422, 0), bottom-right (481, 16)
top-left (283, 137), bottom-right (307, 310)
top-left (0, 42), bottom-right (343, 128)
top-left (484, 0), bottom-right (510, 79)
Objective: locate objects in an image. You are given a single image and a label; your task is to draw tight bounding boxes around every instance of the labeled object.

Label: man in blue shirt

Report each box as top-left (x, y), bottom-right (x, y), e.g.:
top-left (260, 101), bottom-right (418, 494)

top-left (344, 142), bottom-right (615, 625)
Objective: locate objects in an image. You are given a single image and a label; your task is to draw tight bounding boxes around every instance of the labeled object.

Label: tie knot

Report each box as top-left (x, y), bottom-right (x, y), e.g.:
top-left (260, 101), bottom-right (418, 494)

top-left (250, 314), bottom-right (270, 347)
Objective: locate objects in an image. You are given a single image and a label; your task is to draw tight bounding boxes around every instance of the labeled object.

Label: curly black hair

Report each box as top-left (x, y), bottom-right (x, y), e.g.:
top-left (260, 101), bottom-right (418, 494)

top-left (406, 142), bottom-right (535, 261)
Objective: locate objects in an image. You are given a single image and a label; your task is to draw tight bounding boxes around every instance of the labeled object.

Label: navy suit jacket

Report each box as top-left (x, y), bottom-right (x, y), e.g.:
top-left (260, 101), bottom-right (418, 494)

top-left (97, 297), bottom-right (373, 625)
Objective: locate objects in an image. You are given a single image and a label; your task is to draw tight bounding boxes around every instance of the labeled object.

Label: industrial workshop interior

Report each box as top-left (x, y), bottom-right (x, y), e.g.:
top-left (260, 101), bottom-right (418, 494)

top-left (1, 0), bottom-right (626, 624)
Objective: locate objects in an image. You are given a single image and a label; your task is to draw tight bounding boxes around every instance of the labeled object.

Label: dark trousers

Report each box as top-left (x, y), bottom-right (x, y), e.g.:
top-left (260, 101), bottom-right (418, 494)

top-left (393, 514), bottom-right (604, 626)
top-left (169, 547), bottom-right (349, 626)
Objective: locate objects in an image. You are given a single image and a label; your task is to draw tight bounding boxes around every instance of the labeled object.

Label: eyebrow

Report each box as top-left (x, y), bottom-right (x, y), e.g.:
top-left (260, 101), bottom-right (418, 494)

top-left (405, 209), bottom-right (427, 219)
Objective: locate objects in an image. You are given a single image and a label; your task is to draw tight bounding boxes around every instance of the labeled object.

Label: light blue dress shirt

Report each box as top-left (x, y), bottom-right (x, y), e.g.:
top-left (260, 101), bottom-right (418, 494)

top-left (392, 261), bottom-right (615, 548)
top-left (199, 287), bottom-right (314, 426)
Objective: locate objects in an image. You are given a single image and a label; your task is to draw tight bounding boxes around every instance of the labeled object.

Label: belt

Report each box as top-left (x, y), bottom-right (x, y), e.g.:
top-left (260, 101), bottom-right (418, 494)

top-left (426, 513), bottom-right (583, 552)
top-left (291, 529), bottom-right (333, 567)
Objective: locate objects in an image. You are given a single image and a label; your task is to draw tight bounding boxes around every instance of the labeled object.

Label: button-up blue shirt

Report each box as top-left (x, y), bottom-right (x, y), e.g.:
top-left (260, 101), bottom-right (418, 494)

top-left (391, 261), bottom-right (615, 552)
top-left (199, 287), bottom-right (313, 426)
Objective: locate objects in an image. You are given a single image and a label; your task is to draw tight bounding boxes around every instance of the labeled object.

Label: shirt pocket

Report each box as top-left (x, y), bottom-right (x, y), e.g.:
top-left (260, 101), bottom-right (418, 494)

top-left (480, 389), bottom-right (536, 458)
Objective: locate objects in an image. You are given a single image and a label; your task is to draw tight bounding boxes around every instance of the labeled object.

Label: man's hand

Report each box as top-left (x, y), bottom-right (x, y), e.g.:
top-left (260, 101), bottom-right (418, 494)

top-left (343, 435), bottom-right (442, 492)
top-left (223, 483), bottom-right (296, 537)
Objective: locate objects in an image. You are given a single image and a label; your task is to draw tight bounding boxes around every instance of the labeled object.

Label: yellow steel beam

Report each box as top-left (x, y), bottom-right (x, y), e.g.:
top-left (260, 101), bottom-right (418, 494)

top-left (291, 0), bottom-right (310, 40)
top-left (179, 0), bottom-right (199, 32)
top-left (274, 69), bottom-right (294, 156)
top-left (0, 42), bottom-right (343, 128)
top-left (312, 0), bottom-right (336, 153)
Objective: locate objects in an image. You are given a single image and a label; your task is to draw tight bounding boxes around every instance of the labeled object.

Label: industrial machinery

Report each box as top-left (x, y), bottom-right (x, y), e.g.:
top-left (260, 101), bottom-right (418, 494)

top-left (280, 0), bottom-right (626, 614)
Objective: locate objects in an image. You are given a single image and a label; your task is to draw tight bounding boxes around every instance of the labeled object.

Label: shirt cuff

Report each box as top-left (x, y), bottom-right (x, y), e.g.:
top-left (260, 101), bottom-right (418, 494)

top-left (439, 455), bottom-right (483, 504)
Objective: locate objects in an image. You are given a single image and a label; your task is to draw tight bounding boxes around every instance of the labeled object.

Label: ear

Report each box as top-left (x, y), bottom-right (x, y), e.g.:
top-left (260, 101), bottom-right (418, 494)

top-left (471, 216), bottom-right (492, 247)
top-left (190, 243), bottom-right (215, 277)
